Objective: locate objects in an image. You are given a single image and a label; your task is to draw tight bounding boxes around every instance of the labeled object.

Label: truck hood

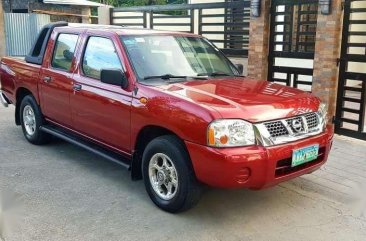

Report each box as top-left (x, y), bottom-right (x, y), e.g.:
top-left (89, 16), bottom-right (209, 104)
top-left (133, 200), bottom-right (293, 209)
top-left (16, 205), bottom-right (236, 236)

top-left (156, 77), bottom-right (320, 123)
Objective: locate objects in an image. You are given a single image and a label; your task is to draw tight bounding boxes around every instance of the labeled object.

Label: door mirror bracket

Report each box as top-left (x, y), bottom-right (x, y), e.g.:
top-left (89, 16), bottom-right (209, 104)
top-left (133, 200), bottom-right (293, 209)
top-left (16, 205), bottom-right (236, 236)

top-left (100, 69), bottom-right (128, 89)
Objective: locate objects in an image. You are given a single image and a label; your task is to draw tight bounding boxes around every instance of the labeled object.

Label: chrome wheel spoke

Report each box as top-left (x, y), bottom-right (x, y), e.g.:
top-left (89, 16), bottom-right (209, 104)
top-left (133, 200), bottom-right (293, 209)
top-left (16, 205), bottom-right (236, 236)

top-left (152, 163), bottom-right (161, 171)
top-left (166, 182), bottom-right (174, 195)
top-left (162, 157), bottom-right (169, 169)
top-left (171, 173), bottom-right (178, 185)
top-left (152, 179), bottom-right (160, 188)
top-left (157, 178), bottom-right (164, 186)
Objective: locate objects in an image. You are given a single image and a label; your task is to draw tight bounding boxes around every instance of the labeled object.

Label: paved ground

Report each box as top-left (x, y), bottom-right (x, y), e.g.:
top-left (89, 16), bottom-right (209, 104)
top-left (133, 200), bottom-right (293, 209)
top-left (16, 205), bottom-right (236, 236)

top-left (0, 106), bottom-right (366, 241)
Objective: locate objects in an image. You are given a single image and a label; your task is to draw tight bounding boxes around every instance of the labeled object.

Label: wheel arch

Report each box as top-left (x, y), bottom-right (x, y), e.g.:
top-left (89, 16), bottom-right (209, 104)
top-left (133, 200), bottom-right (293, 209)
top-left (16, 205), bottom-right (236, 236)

top-left (15, 87), bottom-right (35, 125)
top-left (131, 125), bottom-right (191, 181)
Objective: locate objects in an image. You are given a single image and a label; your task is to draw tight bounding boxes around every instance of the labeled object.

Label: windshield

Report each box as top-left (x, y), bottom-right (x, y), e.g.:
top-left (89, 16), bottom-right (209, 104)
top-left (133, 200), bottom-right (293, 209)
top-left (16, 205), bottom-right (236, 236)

top-left (120, 35), bottom-right (239, 82)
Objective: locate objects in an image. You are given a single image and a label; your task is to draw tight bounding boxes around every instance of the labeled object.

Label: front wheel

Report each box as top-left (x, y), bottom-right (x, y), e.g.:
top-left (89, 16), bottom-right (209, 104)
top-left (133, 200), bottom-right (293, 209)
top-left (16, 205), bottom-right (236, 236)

top-left (142, 135), bottom-right (202, 213)
top-left (20, 95), bottom-right (51, 145)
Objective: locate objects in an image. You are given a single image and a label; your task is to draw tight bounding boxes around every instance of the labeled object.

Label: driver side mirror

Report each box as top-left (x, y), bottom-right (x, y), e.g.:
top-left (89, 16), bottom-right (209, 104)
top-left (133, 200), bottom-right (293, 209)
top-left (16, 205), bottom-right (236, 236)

top-left (100, 69), bottom-right (128, 89)
top-left (235, 64), bottom-right (244, 75)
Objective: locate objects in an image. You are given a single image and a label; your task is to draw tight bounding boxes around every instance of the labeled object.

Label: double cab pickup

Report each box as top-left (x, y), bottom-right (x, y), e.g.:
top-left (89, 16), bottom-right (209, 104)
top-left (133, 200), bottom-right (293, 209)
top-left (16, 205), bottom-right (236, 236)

top-left (0, 22), bottom-right (333, 213)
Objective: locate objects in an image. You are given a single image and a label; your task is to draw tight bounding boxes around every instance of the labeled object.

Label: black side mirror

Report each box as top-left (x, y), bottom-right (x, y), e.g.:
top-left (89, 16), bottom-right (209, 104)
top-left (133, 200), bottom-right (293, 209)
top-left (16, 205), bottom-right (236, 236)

top-left (100, 69), bottom-right (128, 89)
top-left (235, 64), bottom-right (244, 75)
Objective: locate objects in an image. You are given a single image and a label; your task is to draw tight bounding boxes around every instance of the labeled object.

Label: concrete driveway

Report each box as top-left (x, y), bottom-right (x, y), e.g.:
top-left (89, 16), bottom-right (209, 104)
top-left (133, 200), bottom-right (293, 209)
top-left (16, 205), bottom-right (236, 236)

top-left (0, 106), bottom-right (365, 241)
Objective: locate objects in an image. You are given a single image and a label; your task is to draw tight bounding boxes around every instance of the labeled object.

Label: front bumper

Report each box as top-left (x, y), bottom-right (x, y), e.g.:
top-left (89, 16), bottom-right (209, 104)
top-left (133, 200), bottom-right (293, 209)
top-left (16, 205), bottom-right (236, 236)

top-left (0, 90), bottom-right (9, 107)
top-left (186, 125), bottom-right (333, 189)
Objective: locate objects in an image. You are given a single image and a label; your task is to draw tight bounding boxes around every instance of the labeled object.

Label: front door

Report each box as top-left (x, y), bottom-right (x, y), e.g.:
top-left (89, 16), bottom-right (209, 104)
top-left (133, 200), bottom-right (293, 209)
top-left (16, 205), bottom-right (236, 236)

top-left (40, 33), bottom-right (79, 127)
top-left (71, 35), bottom-right (132, 154)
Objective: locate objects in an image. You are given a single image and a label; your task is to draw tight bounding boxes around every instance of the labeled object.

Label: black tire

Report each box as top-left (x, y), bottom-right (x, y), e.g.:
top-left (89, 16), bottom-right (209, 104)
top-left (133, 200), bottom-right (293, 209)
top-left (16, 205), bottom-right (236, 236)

top-left (142, 135), bottom-right (202, 213)
top-left (19, 95), bottom-right (52, 145)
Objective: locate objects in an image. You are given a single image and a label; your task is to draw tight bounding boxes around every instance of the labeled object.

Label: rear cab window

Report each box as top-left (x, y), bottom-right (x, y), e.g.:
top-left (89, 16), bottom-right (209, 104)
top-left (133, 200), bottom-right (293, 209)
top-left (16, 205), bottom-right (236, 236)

top-left (51, 33), bottom-right (79, 71)
top-left (82, 36), bottom-right (123, 80)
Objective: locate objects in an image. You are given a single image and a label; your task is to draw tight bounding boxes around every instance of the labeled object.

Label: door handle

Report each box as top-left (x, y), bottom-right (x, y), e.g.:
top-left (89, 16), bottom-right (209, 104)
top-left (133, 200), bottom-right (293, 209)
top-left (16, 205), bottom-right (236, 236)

top-left (73, 84), bottom-right (82, 91)
top-left (43, 76), bottom-right (52, 83)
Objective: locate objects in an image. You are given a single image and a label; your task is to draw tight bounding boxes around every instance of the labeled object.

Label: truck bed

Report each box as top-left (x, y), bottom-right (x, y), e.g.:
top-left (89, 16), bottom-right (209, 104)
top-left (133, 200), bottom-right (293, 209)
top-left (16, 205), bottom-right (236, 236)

top-left (0, 56), bottom-right (42, 104)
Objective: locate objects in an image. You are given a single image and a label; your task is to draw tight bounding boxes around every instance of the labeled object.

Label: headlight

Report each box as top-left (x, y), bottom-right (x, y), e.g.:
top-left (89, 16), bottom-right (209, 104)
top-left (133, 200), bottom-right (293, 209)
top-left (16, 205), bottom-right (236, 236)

top-left (207, 119), bottom-right (255, 147)
top-left (317, 102), bottom-right (328, 130)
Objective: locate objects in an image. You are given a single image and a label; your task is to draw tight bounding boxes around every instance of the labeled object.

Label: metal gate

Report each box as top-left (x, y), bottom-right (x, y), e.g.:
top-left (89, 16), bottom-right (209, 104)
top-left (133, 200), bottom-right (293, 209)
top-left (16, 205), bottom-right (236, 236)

top-left (4, 13), bottom-right (50, 56)
top-left (110, 1), bottom-right (250, 57)
top-left (268, 0), bottom-right (318, 92)
top-left (335, 0), bottom-right (366, 140)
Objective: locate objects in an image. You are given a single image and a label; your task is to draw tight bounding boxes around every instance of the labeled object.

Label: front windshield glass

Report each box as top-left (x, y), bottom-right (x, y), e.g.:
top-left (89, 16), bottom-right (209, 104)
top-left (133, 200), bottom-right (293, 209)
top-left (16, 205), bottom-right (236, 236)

top-left (120, 35), bottom-right (238, 82)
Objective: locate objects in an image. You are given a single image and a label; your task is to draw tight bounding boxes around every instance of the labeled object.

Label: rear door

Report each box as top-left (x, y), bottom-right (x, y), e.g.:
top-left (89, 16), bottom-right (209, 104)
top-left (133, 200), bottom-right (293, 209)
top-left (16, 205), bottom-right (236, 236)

top-left (71, 33), bottom-right (132, 154)
top-left (40, 32), bottom-right (80, 127)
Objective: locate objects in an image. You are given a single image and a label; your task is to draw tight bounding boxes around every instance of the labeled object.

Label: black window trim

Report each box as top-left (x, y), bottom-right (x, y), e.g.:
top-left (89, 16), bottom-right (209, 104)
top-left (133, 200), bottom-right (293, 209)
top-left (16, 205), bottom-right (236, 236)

top-left (80, 35), bottom-right (124, 81)
top-left (50, 32), bottom-right (80, 73)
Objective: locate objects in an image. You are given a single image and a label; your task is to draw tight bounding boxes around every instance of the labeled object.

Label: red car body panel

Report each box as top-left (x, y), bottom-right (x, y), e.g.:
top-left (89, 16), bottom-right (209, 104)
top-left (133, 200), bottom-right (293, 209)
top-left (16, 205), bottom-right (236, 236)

top-left (0, 58), bottom-right (41, 104)
top-left (70, 31), bottom-right (133, 154)
top-left (157, 78), bottom-right (321, 122)
top-left (0, 26), bottom-right (334, 189)
top-left (186, 125), bottom-right (333, 188)
top-left (39, 31), bottom-right (73, 128)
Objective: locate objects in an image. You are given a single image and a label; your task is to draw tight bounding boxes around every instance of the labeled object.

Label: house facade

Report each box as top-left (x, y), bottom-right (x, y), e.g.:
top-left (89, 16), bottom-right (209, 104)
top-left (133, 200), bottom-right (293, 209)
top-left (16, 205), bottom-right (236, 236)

top-left (1, 0), bottom-right (104, 22)
top-left (0, 0), bottom-right (105, 56)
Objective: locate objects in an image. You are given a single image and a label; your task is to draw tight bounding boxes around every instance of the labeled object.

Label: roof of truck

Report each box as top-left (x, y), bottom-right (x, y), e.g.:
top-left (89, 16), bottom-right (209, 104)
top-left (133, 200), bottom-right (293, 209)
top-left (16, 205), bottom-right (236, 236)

top-left (55, 24), bottom-right (198, 37)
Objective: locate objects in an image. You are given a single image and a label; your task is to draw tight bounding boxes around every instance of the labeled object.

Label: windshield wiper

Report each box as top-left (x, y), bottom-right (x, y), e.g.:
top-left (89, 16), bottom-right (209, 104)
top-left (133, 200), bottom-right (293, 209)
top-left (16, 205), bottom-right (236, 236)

top-left (144, 74), bottom-right (208, 81)
top-left (197, 72), bottom-right (234, 77)
top-left (144, 74), bottom-right (187, 80)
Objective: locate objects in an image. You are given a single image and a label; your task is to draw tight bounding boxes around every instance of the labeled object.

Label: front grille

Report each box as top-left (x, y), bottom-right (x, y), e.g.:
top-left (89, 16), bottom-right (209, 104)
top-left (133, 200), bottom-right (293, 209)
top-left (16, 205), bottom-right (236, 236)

top-left (262, 112), bottom-right (320, 139)
top-left (304, 112), bottom-right (319, 129)
top-left (264, 121), bottom-right (289, 137)
top-left (275, 147), bottom-right (326, 177)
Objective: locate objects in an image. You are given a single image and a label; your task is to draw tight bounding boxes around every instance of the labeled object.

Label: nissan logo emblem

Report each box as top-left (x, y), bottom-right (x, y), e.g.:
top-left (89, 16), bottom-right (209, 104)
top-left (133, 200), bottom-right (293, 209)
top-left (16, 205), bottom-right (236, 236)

top-left (291, 119), bottom-right (303, 132)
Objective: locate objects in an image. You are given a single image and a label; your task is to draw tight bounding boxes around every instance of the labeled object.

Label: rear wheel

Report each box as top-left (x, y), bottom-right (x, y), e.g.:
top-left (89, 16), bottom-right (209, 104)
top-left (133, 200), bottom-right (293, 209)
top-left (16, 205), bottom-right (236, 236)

top-left (142, 135), bottom-right (202, 213)
top-left (20, 95), bottom-right (51, 145)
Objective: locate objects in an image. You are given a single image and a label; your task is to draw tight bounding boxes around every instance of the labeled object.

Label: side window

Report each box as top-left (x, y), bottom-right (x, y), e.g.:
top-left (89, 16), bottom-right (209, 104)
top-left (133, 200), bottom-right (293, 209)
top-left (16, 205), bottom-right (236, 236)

top-left (82, 37), bottom-right (123, 80)
top-left (51, 34), bottom-right (78, 71)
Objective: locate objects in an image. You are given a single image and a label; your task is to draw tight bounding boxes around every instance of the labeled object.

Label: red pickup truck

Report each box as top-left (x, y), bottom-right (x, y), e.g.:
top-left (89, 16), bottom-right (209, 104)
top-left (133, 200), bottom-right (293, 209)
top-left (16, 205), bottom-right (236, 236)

top-left (0, 22), bottom-right (333, 213)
